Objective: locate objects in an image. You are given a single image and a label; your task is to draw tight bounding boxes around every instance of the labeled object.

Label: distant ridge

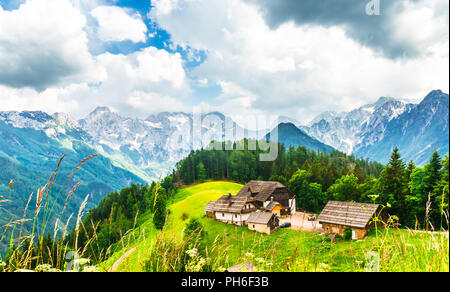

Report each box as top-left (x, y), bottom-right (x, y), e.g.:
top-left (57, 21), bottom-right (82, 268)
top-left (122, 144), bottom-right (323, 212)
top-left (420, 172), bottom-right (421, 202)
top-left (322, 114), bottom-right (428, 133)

top-left (266, 122), bottom-right (334, 153)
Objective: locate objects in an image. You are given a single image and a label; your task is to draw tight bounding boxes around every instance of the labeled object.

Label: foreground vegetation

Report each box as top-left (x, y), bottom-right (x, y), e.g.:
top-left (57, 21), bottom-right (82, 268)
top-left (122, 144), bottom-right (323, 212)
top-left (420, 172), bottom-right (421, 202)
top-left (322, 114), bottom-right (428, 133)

top-left (0, 180), bottom-right (448, 272)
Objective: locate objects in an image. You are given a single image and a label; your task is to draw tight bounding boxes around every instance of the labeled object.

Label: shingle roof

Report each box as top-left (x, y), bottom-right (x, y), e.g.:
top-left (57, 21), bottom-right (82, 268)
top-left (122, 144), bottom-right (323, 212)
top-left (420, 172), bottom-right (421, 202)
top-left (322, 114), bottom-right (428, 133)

top-left (237, 180), bottom-right (287, 202)
top-left (318, 201), bottom-right (380, 229)
top-left (213, 194), bottom-right (251, 213)
top-left (247, 212), bottom-right (275, 224)
top-left (265, 201), bottom-right (281, 211)
top-left (203, 201), bottom-right (216, 212)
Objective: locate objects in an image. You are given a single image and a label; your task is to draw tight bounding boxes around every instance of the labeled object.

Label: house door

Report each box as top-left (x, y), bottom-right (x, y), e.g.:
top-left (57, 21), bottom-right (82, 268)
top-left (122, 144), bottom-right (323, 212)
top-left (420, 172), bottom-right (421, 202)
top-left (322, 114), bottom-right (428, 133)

top-left (352, 230), bottom-right (357, 240)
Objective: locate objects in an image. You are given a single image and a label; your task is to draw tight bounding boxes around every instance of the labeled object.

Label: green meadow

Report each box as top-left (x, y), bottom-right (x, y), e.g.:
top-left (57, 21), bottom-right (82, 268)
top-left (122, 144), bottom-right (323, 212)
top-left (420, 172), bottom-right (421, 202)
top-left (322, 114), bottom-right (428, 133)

top-left (101, 181), bottom-right (449, 272)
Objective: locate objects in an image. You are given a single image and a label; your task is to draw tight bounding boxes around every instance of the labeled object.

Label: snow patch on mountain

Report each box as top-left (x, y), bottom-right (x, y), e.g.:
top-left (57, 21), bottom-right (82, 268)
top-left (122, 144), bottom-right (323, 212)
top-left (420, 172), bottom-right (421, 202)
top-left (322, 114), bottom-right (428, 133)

top-left (304, 96), bottom-right (416, 154)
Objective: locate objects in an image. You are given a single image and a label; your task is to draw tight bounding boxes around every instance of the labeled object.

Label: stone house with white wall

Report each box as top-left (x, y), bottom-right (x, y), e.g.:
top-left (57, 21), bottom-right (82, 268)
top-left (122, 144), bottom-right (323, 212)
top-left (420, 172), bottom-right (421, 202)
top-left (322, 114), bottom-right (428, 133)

top-left (211, 193), bottom-right (258, 226)
top-left (203, 181), bottom-right (296, 228)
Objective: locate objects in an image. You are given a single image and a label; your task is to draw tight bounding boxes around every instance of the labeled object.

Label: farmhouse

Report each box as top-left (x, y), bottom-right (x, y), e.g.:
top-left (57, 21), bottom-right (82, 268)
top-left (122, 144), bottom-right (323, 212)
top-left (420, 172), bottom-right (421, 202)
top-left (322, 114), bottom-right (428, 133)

top-left (236, 181), bottom-right (296, 216)
top-left (318, 201), bottom-right (387, 240)
top-left (210, 193), bottom-right (258, 226)
top-left (247, 212), bottom-right (279, 235)
top-left (203, 181), bottom-right (295, 232)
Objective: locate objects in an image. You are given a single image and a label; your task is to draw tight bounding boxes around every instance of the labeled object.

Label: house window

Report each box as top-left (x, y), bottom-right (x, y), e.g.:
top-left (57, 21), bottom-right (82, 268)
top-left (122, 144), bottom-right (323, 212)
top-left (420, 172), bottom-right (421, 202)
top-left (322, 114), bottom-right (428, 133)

top-left (235, 214), bottom-right (238, 218)
top-left (222, 213), bottom-right (225, 217)
top-left (253, 225), bottom-right (255, 228)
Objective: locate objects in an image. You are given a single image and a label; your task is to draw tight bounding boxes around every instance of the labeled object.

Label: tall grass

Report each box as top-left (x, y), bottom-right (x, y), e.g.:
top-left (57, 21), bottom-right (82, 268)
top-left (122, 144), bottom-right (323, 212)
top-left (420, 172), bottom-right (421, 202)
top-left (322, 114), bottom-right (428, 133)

top-left (0, 154), bottom-right (98, 272)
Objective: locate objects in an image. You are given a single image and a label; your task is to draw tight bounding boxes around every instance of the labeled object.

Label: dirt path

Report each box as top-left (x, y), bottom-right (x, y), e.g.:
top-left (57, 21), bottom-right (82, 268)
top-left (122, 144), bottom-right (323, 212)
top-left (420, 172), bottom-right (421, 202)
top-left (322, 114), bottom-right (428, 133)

top-left (108, 247), bottom-right (137, 272)
top-left (279, 212), bottom-right (323, 232)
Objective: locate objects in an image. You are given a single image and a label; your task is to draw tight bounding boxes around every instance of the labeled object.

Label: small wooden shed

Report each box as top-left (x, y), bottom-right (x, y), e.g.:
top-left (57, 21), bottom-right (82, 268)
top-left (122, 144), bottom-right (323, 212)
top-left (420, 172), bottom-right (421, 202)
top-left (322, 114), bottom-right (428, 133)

top-left (247, 212), bottom-right (279, 235)
top-left (318, 201), bottom-right (386, 240)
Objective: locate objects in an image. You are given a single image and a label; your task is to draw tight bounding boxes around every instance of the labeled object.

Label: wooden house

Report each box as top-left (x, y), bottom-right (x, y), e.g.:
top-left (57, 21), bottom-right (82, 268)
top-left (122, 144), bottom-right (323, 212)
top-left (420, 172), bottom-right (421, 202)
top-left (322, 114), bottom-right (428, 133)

top-left (236, 181), bottom-right (296, 216)
top-left (318, 201), bottom-right (386, 240)
top-left (247, 212), bottom-right (280, 235)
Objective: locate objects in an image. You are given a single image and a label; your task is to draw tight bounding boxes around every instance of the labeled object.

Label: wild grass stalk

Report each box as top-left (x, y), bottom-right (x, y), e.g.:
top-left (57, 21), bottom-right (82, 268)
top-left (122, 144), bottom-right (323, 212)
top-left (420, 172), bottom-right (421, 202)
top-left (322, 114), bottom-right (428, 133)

top-left (1, 154), bottom-right (99, 272)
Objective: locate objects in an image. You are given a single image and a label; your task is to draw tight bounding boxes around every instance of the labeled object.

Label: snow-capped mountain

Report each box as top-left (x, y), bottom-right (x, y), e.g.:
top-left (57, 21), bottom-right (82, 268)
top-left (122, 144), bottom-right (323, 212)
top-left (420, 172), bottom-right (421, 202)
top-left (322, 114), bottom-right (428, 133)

top-left (354, 90), bottom-right (449, 165)
top-left (303, 97), bottom-right (414, 154)
top-left (78, 108), bottom-right (263, 175)
top-left (0, 110), bottom-right (146, 243)
top-left (303, 90), bottom-right (449, 165)
top-left (1, 107), bottom-right (267, 183)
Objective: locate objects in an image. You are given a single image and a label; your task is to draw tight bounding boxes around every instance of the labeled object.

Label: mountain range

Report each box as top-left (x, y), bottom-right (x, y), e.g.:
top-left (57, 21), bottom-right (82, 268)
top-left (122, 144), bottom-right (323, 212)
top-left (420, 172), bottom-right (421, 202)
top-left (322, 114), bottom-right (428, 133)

top-left (302, 90), bottom-right (449, 165)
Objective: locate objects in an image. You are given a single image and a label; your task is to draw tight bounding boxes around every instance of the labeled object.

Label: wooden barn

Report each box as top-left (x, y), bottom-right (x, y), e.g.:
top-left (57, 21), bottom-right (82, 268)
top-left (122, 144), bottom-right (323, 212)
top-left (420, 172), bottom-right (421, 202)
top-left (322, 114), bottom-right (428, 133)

top-left (318, 201), bottom-right (387, 240)
top-left (247, 212), bottom-right (280, 235)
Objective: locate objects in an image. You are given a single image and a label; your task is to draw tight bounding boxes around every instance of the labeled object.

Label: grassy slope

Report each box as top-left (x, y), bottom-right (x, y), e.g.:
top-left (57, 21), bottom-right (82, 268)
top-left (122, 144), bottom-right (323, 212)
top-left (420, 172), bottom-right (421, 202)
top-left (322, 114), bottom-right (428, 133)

top-left (101, 181), bottom-right (243, 271)
top-left (102, 181), bottom-right (449, 272)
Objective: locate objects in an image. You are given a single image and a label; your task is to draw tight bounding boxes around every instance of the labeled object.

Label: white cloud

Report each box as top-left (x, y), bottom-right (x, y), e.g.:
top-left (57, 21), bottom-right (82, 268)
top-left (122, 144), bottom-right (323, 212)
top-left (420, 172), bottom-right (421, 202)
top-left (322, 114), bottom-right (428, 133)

top-left (390, 0), bottom-right (449, 56)
top-left (0, 0), bottom-right (190, 118)
top-left (127, 91), bottom-right (187, 113)
top-left (0, 0), bottom-right (447, 125)
top-left (91, 5), bottom-right (147, 43)
top-left (0, 0), bottom-right (95, 90)
top-left (95, 47), bottom-right (188, 94)
top-left (0, 46), bottom-right (190, 118)
top-left (0, 83), bottom-right (86, 114)
top-left (150, 0), bottom-right (449, 123)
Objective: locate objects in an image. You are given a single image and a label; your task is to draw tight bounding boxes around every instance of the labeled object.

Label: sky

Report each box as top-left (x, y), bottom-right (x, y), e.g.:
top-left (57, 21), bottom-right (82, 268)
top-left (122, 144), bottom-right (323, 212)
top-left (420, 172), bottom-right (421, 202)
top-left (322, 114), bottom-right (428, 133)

top-left (0, 0), bottom-right (448, 125)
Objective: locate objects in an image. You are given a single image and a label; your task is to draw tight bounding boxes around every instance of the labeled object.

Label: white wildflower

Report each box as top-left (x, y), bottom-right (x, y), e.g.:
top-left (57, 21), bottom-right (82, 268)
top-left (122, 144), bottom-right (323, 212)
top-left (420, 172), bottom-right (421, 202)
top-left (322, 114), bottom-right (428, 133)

top-left (35, 264), bottom-right (52, 272)
top-left (83, 265), bottom-right (101, 272)
top-left (0, 260), bottom-right (6, 272)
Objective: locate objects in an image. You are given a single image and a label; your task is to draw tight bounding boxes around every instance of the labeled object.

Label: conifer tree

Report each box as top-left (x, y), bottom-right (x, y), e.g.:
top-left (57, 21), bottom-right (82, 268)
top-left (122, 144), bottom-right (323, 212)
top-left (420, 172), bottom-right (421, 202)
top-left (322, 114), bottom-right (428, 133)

top-left (379, 147), bottom-right (407, 220)
top-left (426, 150), bottom-right (442, 194)
top-left (153, 186), bottom-right (167, 230)
top-left (197, 162), bottom-right (207, 182)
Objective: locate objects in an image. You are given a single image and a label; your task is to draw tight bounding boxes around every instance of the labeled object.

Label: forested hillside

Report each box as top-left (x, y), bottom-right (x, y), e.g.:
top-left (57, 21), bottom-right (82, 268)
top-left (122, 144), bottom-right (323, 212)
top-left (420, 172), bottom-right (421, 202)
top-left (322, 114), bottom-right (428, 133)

top-left (173, 140), bottom-right (449, 228)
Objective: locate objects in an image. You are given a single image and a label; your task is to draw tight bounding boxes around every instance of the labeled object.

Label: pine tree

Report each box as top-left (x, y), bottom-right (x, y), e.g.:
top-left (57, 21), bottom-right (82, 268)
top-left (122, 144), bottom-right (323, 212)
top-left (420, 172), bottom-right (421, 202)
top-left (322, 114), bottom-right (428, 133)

top-left (426, 150), bottom-right (442, 194)
top-left (379, 147), bottom-right (407, 221)
top-left (197, 162), bottom-right (207, 182)
top-left (153, 186), bottom-right (167, 230)
top-left (353, 164), bottom-right (366, 183)
top-left (302, 160), bottom-right (310, 171)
